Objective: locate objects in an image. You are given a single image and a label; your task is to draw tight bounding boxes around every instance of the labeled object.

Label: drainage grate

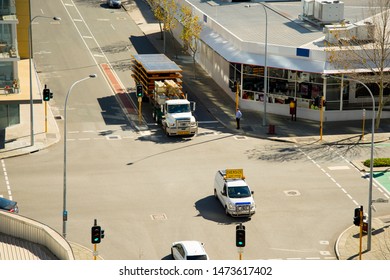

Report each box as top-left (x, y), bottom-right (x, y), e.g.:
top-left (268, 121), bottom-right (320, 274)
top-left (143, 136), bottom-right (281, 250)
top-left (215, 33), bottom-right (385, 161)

top-left (54, 115), bottom-right (63, 120)
top-left (106, 135), bottom-right (121, 140)
top-left (150, 213), bottom-right (167, 220)
top-left (284, 190), bottom-right (301, 196)
top-left (234, 136), bottom-right (247, 140)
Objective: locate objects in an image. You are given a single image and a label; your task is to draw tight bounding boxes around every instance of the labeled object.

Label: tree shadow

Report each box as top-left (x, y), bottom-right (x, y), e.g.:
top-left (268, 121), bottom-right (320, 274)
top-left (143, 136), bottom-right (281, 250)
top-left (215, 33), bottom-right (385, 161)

top-left (129, 35), bottom-right (158, 54)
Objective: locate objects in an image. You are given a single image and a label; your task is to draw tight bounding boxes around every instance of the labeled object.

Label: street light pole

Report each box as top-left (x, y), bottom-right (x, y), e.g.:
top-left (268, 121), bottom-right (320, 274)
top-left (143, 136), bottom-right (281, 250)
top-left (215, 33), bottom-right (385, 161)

top-left (63, 74), bottom-right (97, 239)
top-left (326, 74), bottom-right (375, 251)
top-left (28, 15), bottom-right (61, 146)
top-left (260, 3), bottom-right (268, 126)
top-left (355, 80), bottom-right (375, 252)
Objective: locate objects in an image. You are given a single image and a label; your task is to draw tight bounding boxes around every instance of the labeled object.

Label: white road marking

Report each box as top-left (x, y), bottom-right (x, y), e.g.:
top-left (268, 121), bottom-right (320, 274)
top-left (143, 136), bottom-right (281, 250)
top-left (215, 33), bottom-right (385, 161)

top-left (1, 160), bottom-right (12, 200)
top-left (328, 166), bottom-right (350, 170)
top-left (296, 145), bottom-right (359, 206)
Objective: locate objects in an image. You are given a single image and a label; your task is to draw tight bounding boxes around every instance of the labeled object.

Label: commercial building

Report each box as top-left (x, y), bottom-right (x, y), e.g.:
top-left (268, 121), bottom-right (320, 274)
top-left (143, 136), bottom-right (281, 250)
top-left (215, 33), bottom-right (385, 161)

top-left (174, 0), bottom-right (390, 121)
top-left (0, 0), bottom-right (46, 148)
top-left (0, 0), bottom-right (20, 145)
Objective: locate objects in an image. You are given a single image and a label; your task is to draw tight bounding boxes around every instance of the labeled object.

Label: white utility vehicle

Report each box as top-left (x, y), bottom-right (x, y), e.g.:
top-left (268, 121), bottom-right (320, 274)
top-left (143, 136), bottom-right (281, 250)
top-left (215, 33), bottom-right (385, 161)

top-left (214, 169), bottom-right (256, 217)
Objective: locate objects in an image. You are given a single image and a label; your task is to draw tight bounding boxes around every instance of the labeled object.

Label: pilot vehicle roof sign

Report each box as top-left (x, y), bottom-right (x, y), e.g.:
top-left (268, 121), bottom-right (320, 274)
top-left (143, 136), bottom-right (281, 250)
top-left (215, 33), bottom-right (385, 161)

top-left (225, 169), bottom-right (244, 179)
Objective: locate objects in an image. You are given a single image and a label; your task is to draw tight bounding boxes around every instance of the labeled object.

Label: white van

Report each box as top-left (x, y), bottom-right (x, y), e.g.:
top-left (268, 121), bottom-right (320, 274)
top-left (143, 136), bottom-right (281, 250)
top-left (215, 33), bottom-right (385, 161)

top-left (213, 169), bottom-right (256, 217)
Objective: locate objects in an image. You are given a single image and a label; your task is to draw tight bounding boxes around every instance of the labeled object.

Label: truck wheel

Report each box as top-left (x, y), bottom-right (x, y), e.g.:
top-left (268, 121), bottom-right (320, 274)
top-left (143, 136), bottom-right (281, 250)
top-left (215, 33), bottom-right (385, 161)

top-left (163, 125), bottom-right (169, 136)
top-left (225, 206), bottom-right (230, 216)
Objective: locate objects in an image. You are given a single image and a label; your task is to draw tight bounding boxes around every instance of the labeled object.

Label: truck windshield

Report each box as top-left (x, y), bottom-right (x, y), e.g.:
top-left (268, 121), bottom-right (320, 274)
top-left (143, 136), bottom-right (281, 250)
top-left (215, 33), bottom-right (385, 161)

top-left (167, 104), bottom-right (190, 113)
top-left (228, 186), bottom-right (251, 198)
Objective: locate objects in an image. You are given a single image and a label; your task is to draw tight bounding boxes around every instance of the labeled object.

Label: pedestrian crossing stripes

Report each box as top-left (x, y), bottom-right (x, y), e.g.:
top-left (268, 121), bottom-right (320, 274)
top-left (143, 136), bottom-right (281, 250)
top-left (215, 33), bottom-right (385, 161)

top-left (66, 127), bottom-right (230, 141)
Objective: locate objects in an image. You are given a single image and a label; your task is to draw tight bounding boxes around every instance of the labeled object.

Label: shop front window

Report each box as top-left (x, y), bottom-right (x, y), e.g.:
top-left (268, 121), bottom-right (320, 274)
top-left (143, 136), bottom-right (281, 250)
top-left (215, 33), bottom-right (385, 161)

top-left (229, 63), bottom-right (241, 92)
top-left (0, 104), bottom-right (19, 129)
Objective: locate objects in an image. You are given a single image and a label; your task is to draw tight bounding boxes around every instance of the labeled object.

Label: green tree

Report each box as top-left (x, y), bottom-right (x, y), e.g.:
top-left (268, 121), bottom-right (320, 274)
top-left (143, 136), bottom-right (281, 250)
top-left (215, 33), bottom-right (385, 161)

top-left (326, 0), bottom-right (390, 130)
top-left (150, 0), bottom-right (178, 54)
top-left (180, 5), bottom-right (202, 78)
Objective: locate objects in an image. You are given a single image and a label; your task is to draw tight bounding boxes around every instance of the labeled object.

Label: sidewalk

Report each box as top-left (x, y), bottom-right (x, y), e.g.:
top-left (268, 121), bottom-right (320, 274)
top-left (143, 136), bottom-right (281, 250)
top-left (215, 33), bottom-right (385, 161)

top-left (0, 1), bottom-right (389, 260)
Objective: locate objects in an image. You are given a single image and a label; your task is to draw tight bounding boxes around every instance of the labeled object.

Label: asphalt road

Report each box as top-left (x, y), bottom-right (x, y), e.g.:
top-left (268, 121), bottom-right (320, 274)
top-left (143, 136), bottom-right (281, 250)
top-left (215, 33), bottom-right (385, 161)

top-left (1, 0), bottom-right (389, 260)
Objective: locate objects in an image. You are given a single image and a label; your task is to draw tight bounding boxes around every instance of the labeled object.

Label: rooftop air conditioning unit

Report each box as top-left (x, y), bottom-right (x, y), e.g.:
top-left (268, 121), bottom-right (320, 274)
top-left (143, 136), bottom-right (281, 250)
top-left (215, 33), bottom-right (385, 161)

top-left (324, 24), bottom-right (355, 44)
top-left (314, 0), bottom-right (344, 23)
top-left (303, 0), bottom-right (315, 17)
top-left (355, 22), bottom-right (375, 41)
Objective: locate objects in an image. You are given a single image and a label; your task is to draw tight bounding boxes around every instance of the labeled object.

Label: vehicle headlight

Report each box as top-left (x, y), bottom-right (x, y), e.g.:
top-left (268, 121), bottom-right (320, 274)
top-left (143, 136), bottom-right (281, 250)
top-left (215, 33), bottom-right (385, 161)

top-left (190, 122), bottom-right (197, 127)
top-left (228, 203), bottom-right (235, 210)
top-left (168, 122), bottom-right (176, 128)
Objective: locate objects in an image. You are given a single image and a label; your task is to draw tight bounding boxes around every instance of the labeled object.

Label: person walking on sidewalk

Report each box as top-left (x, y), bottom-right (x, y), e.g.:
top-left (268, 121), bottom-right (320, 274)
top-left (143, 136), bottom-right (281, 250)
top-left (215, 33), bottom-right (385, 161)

top-left (236, 108), bottom-right (242, 129)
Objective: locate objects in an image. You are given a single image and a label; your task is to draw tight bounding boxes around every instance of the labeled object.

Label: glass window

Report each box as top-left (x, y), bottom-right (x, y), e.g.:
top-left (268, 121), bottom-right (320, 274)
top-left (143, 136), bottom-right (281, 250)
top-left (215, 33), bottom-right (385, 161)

top-left (356, 83), bottom-right (381, 97)
top-left (228, 186), bottom-right (251, 198)
top-left (167, 104), bottom-right (190, 113)
top-left (229, 63), bottom-right (241, 91)
top-left (0, 104), bottom-right (7, 129)
top-left (0, 104), bottom-right (20, 129)
top-left (8, 104), bottom-right (19, 126)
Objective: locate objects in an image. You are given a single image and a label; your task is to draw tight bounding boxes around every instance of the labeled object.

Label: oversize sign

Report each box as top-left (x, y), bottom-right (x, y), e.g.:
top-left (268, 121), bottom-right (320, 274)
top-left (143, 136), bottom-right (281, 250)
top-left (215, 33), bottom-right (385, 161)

top-left (226, 169), bottom-right (243, 179)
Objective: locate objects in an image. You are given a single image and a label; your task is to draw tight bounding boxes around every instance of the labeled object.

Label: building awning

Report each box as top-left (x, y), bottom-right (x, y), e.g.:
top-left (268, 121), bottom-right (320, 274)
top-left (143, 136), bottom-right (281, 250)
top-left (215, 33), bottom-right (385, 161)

top-left (201, 27), bottom-right (326, 73)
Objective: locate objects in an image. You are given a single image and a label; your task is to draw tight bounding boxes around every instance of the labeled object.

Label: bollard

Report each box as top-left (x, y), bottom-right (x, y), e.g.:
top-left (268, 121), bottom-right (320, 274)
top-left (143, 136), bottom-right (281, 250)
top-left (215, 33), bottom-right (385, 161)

top-left (267, 124), bottom-right (275, 134)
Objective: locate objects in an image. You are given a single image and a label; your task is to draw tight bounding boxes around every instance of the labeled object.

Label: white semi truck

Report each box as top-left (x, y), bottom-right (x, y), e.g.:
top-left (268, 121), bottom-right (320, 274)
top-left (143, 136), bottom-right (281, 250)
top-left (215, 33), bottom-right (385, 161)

top-left (131, 54), bottom-right (198, 136)
top-left (152, 80), bottom-right (198, 136)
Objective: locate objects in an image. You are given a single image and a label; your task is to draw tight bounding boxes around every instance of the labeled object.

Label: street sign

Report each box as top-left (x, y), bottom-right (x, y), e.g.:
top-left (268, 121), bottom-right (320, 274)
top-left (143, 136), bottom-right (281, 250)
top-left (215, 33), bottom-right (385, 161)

top-left (226, 169), bottom-right (243, 179)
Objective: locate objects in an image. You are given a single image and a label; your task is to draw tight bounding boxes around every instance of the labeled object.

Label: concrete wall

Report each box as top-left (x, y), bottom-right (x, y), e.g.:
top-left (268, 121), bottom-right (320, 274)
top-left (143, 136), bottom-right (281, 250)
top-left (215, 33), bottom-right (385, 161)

top-left (0, 211), bottom-right (74, 260)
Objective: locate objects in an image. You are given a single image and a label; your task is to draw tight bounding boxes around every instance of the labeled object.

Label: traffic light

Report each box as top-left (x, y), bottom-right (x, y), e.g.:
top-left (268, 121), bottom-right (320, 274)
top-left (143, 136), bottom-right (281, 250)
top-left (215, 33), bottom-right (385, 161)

top-left (236, 224), bottom-right (246, 247)
top-left (43, 88), bottom-right (50, 101)
top-left (319, 98), bottom-right (326, 108)
top-left (136, 84), bottom-right (143, 97)
top-left (353, 206), bottom-right (363, 226)
top-left (91, 225), bottom-right (101, 244)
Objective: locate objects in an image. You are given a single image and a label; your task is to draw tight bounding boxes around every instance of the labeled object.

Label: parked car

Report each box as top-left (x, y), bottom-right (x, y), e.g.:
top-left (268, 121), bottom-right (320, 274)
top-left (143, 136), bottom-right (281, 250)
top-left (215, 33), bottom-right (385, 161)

top-left (106, 0), bottom-right (122, 8)
top-left (171, 241), bottom-right (209, 260)
top-left (0, 197), bottom-right (19, 213)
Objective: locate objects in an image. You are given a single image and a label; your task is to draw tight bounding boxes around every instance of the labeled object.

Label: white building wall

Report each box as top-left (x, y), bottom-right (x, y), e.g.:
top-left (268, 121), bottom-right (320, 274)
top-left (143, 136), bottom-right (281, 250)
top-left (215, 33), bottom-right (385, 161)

top-left (172, 0), bottom-right (389, 122)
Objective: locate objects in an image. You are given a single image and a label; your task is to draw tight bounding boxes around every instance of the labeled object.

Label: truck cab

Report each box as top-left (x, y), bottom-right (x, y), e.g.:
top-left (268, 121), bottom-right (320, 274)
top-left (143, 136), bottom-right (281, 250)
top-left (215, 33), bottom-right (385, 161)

top-left (214, 169), bottom-right (256, 217)
top-left (162, 99), bottom-right (198, 136)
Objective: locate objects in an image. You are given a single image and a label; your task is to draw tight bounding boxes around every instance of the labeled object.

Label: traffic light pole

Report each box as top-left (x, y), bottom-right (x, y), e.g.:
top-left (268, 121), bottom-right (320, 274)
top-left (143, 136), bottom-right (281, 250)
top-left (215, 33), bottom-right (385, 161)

top-left (93, 244), bottom-right (98, 260)
top-left (92, 219), bottom-right (100, 260)
top-left (235, 81), bottom-right (239, 111)
top-left (138, 97), bottom-right (142, 123)
top-left (236, 223), bottom-right (245, 259)
top-left (238, 248), bottom-right (243, 260)
top-left (91, 218), bottom-right (105, 260)
top-left (44, 101), bottom-right (48, 133)
top-left (319, 96), bottom-right (324, 141)
top-left (359, 206), bottom-right (363, 260)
